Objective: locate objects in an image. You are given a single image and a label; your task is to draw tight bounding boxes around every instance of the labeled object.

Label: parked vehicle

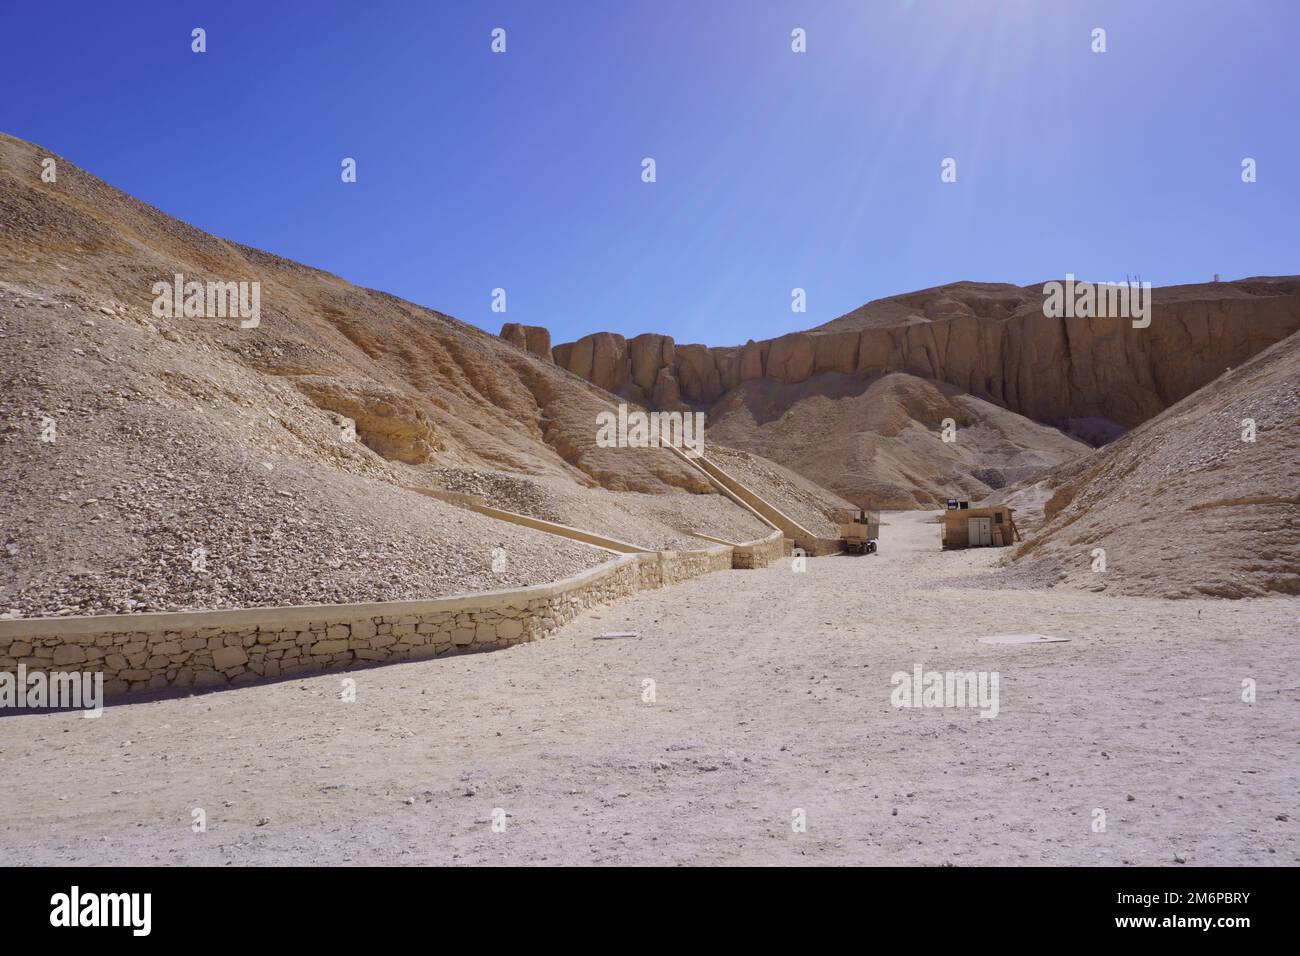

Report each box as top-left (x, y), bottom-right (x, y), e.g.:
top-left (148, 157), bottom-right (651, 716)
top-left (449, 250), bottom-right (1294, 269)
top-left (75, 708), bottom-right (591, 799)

top-left (836, 508), bottom-right (880, 555)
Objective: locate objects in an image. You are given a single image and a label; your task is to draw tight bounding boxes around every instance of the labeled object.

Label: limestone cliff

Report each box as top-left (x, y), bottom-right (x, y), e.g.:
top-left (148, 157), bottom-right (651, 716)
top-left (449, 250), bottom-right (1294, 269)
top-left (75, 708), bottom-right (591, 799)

top-left (516, 278), bottom-right (1300, 433)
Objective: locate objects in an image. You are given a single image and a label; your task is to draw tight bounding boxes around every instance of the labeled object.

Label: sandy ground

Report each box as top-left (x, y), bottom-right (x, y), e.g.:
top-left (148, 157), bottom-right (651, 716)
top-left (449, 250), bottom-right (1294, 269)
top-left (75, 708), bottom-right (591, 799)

top-left (1, 512), bottom-right (1295, 866)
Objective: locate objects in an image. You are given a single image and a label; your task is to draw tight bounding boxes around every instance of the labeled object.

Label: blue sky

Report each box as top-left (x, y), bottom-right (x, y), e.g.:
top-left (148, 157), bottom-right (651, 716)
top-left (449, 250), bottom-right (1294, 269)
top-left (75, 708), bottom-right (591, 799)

top-left (4, 0), bottom-right (1297, 346)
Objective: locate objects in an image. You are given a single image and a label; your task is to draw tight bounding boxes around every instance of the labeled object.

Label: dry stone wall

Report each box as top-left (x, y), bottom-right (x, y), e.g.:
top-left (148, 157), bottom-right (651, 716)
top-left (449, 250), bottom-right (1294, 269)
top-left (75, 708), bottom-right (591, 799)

top-left (731, 531), bottom-right (786, 569)
top-left (0, 546), bottom-right (740, 700)
top-left (643, 545), bottom-right (732, 587)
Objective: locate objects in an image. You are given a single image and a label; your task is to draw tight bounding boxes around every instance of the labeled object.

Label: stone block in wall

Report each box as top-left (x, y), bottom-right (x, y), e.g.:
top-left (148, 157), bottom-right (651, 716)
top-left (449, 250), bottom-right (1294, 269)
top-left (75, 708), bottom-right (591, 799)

top-left (52, 645), bottom-right (87, 665)
top-left (211, 646), bottom-right (248, 670)
top-left (311, 639), bottom-right (348, 655)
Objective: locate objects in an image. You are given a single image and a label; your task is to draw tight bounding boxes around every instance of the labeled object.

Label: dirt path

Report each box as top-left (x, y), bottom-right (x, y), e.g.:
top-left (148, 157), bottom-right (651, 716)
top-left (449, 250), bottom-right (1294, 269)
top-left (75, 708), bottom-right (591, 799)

top-left (1, 512), bottom-right (1296, 865)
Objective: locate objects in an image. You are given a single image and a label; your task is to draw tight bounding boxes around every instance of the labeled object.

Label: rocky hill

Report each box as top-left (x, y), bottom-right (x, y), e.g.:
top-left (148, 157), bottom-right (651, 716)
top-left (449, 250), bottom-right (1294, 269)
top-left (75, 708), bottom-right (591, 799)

top-left (707, 371), bottom-right (1090, 509)
top-left (0, 133), bottom-right (850, 616)
top-left (1005, 329), bottom-right (1300, 598)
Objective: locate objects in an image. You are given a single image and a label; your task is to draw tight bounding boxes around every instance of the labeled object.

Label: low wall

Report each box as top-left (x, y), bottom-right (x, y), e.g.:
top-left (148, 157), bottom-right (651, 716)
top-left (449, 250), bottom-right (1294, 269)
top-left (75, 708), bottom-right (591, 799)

top-left (0, 545), bottom-right (731, 700)
top-left (731, 530), bottom-right (786, 569)
top-left (664, 447), bottom-right (835, 554)
top-left (796, 537), bottom-right (844, 557)
top-left (409, 488), bottom-right (651, 554)
top-left (645, 543), bottom-right (732, 585)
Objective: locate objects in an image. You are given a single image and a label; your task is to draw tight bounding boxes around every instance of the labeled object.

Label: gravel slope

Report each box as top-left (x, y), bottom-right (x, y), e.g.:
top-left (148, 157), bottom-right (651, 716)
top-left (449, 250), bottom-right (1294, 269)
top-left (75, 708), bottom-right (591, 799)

top-left (708, 371), bottom-right (1089, 509)
top-left (706, 445), bottom-right (852, 537)
top-left (1007, 330), bottom-right (1300, 598)
top-left (431, 468), bottom-right (771, 550)
top-left (0, 290), bottom-right (609, 616)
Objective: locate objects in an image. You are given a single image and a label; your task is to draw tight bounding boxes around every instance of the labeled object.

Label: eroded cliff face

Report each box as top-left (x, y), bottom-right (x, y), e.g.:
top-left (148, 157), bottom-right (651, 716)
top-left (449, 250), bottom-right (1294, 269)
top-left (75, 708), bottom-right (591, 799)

top-left (507, 278), bottom-right (1300, 430)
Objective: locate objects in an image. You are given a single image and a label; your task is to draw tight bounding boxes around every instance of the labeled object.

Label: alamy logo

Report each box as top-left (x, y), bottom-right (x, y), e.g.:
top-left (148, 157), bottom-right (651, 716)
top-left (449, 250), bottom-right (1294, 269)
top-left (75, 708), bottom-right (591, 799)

top-left (50, 886), bottom-right (151, 936)
top-left (890, 663), bottom-right (1000, 718)
top-left (595, 403), bottom-right (705, 459)
top-left (0, 665), bottom-right (103, 717)
top-left (1042, 274), bottom-right (1151, 328)
top-left (151, 273), bottom-right (261, 328)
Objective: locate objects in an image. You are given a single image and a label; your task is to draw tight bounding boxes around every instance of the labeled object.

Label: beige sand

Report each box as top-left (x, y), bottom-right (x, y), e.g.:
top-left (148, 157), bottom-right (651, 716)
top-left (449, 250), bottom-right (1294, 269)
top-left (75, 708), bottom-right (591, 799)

top-left (1, 512), bottom-right (1294, 866)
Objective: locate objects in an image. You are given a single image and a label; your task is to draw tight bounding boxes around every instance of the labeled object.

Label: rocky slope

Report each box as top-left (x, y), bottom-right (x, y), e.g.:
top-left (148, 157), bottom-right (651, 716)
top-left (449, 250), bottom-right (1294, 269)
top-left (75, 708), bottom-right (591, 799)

top-left (1004, 330), bottom-right (1300, 599)
top-left (0, 133), bottom-right (844, 616)
top-left (707, 371), bottom-right (1091, 509)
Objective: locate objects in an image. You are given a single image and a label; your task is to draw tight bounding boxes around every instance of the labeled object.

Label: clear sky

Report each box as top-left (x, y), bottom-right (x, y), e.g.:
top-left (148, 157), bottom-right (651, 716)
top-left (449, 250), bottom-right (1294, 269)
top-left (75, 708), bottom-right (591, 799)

top-left (4, 0), bottom-right (1296, 346)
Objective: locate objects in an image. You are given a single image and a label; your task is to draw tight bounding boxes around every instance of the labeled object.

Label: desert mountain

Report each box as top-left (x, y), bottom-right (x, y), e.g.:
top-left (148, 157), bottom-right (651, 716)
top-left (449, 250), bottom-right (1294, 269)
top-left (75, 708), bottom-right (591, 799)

top-left (706, 371), bottom-right (1090, 509)
top-left (1002, 329), bottom-right (1300, 599)
top-left (0, 133), bottom-right (850, 616)
top-left (512, 277), bottom-right (1300, 506)
top-left (539, 278), bottom-right (1300, 429)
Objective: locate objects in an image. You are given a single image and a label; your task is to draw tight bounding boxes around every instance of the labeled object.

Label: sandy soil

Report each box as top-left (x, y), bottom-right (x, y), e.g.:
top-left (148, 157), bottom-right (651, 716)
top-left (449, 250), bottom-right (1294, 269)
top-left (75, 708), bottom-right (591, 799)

top-left (1, 512), bottom-right (1295, 866)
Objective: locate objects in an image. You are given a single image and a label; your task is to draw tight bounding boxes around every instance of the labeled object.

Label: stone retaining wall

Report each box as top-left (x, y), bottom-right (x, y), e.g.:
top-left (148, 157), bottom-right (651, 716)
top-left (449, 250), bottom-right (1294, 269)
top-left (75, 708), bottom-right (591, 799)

top-left (796, 537), bottom-right (844, 557)
top-left (644, 544), bottom-right (733, 587)
top-left (0, 545), bottom-right (731, 699)
top-left (731, 530), bottom-right (786, 569)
